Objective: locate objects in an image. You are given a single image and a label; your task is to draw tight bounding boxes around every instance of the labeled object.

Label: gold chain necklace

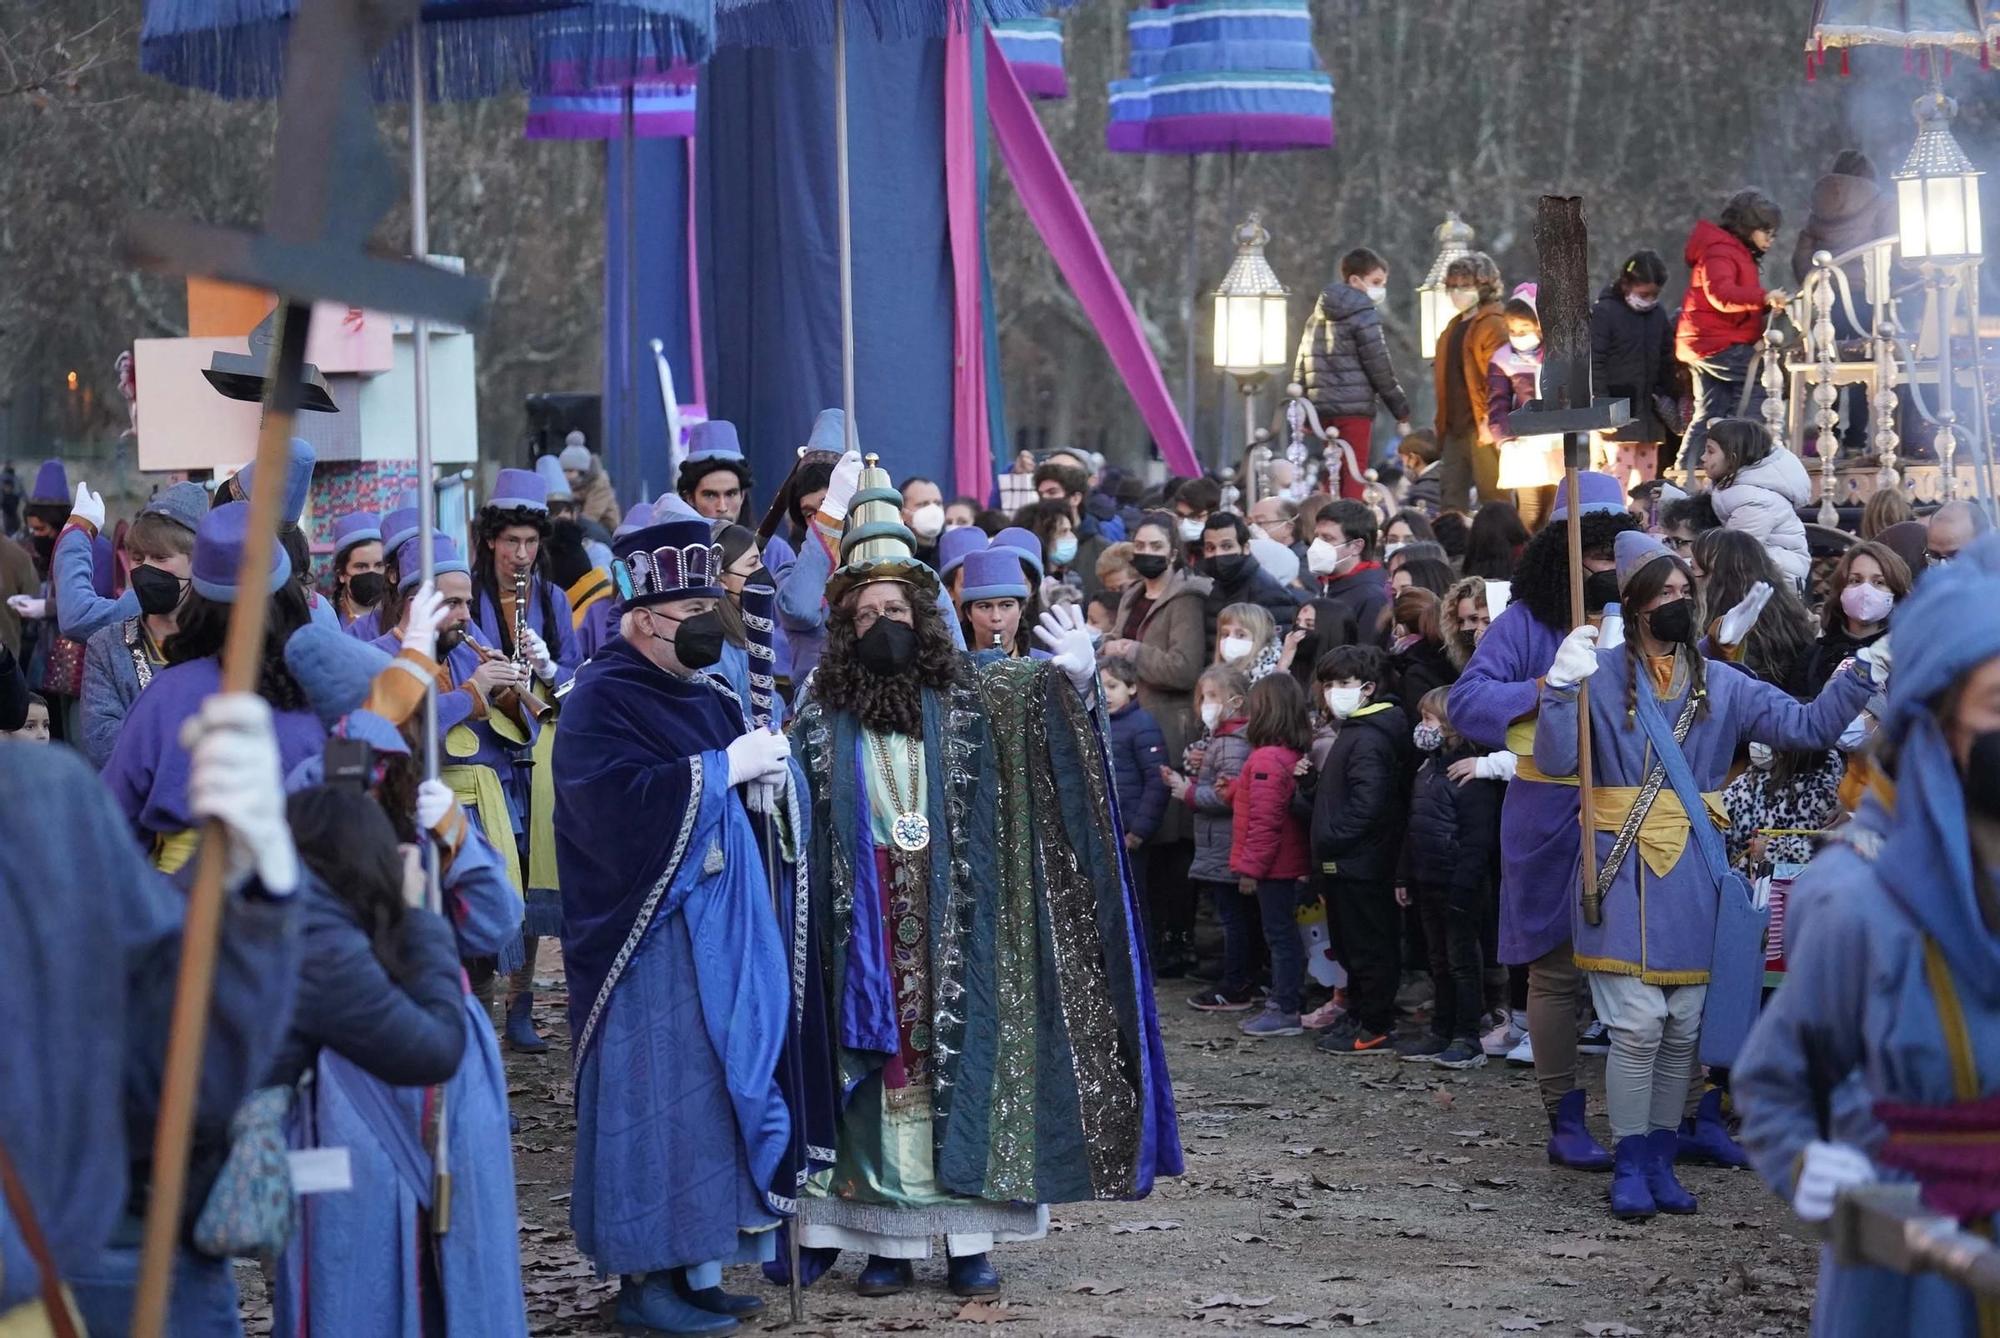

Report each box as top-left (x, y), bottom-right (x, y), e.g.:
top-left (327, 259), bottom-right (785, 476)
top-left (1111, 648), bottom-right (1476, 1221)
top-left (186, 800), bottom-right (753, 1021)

top-left (869, 729), bottom-right (931, 853)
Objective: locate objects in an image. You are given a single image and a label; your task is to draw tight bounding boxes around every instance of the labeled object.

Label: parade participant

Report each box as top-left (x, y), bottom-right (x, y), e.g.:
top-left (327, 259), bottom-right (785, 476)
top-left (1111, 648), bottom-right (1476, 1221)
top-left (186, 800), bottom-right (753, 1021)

top-left (219, 436), bottom-right (343, 631)
top-left (561, 431), bottom-right (623, 532)
top-left (47, 481), bottom-right (200, 647)
top-left (329, 510), bottom-right (385, 627)
top-left (576, 502), bottom-right (653, 662)
top-left (1534, 529), bottom-right (1876, 1220)
top-left (956, 546), bottom-right (1032, 655)
top-left (75, 484), bottom-right (206, 766)
top-left (1449, 472), bottom-right (1636, 1169)
top-left (555, 503), bottom-right (798, 1335)
top-left (1735, 532), bottom-right (2000, 1335)
top-left (679, 421), bottom-right (754, 524)
top-left (102, 502), bottom-right (327, 870)
top-left (11, 460), bottom-right (114, 740)
top-left (790, 456), bottom-right (1180, 1298)
top-left (712, 521), bottom-right (784, 723)
top-left (342, 501), bottom-right (420, 643)
top-left (7, 697), bottom-right (304, 1337)
top-left (933, 523), bottom-right (985, 605)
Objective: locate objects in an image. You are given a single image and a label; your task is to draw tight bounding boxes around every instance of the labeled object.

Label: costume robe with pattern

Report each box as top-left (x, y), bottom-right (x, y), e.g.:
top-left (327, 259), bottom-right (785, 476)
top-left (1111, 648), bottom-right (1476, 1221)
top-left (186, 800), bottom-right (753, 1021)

top-left (790, 654), bottom-right (1180, 1255)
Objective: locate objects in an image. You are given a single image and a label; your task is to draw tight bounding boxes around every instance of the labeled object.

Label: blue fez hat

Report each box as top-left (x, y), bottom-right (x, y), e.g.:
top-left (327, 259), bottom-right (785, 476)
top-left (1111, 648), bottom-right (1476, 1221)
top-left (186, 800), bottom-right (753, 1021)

top-left (284, 624), bottom-right (394, 728)
top-left (488, 467), bottom-right (549, 513)
top-left (29, 459), bottom-right (68, 505)
top-left (685, 420), bottom-right (745, 463)
top-left (992, 526), bottom-right (1046, 579)
top-left (1614, 528), bottom-right (1675, 594)
top-left (1550, 470), bottom-right (1625, 522)
top-left (613, 500), bottom-right (655, 540)
top-left (235, 437), bottom-right (317, 525)
top-left (192, 501), bottom-right (292, 603)
top-left (331, 511), bottom-right (381, 551)
top-left (140, 482), bottom-right (209, 537)
top-left (613, 495), bottom-right (722, 608)
top-left (380, 504), bottom-right (423, 558)
top-left (395, 532), bottom-right (469, 592)
top-left (535, 454), bottom-right (573, 502)
top-left (958, 547), bottom-right (1031, 603)
top-left (936, 524), bottom-right (986, 578)
top-left (805, 408), bottom-right (846, 456)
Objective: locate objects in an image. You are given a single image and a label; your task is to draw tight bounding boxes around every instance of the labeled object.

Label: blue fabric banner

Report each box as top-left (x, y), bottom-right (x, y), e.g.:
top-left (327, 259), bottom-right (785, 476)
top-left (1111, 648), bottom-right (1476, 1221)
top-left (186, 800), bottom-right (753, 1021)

top-left (604, 135), bottom-right (694, 504)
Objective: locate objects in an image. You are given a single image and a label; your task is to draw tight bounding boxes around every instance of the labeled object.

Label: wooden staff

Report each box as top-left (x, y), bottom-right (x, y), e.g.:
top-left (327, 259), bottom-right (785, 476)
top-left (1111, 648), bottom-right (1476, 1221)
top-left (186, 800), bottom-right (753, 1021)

top-left (1564, 432), bottom-right (1602, 926)
top-left (132, 300), bottom-right (315, 1337)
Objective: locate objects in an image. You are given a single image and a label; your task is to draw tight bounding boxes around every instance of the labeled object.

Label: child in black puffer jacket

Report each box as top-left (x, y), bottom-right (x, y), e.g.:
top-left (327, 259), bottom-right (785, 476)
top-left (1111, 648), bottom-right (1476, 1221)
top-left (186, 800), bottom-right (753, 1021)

top-left (1399, 686), bottom-right (1504, 1069)
top-left (1100, 657), bottom-right (1168, 911)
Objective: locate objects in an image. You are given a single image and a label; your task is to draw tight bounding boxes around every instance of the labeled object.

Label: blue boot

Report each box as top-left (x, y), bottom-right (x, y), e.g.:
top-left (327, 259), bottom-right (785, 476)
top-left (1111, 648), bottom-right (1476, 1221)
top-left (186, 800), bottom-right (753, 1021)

top-left (855, 1256), bottom-right (913, 1298)
top-left (504, 992), bottom-right (548, 1054)
top-left (672, 1269), bottom-right (765, 1318)
top-left (1545, 1089), bottom-right (1614, 1172)
top-left (1645, 1128), bottom-right (1698, 1214)
top-left (616, 1274), bottom-right (739, 1335)
top-left (1677, 1088), bottom-right (1751, 1168)
top-left (947, 1252), bottom-right (1001, 1298)
top-left (1608, 1136), bottom-right (1656, 1220)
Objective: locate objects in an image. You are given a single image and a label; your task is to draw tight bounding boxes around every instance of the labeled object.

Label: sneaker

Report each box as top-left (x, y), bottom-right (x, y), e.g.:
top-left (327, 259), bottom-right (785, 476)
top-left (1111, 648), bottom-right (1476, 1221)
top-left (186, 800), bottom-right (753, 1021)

top-left (1239, 1006), bottom-right (1305, 1038)
top-left (1577, 1019), bottom-right (1611, 1055)
top-left (1433, 1038), bottom-right (1489, 1070)
top-left (1316, 1023), bottom-right (1395, 1056)
top-left (1301, 998), bottom-right (1347, 1030)
top-left (1187, 986), bottom-right (1256, 1013)
top-left (1505, 1032), bottom-right (1535, 1067)
top-left (1481, 1015), bottom-right (1526, 1057)
top-left (1395, 1031), bottom-right (1450, 1062)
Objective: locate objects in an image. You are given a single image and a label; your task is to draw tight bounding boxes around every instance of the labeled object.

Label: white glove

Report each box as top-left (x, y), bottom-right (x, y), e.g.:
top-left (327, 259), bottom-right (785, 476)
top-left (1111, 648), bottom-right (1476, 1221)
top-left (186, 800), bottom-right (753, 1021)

top-left (1716, 580), bottom-right (1774, 646)
top-left (725, 725), bottom-right (792, 787)
top-left (6, 594), bottom-right (45, 620)
top-left (1857, 635), bottom-right (1892, 688)
top-left (72, 481), bottom-right (105, 531)
top-left (818, 450), bottom-right (866, 523)
top-left (520, 626), bottom-right (558, 683)
top-left (399, 582), bottom-right (447, 661)
top-left (746, 776), bottom-right (783, 815)
top-left (1792, 1140), bottom-right (1876, 1222)
top-left (1033, 602), bottom-right (1098, 697)
top-left (1545, 624), bottom-right (1601, 690)
top-left (180, 694), bottom-right (298, 895)
top-left (416, 777), bottom-right (454, 832)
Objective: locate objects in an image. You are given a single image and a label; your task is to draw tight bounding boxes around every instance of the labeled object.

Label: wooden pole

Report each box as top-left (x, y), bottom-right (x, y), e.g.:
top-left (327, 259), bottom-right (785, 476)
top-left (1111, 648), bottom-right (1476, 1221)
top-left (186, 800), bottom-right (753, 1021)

top-left (132, 300), bottom-right (314, 1338)
top-left (1564, 432), bottom-right (1602, 926)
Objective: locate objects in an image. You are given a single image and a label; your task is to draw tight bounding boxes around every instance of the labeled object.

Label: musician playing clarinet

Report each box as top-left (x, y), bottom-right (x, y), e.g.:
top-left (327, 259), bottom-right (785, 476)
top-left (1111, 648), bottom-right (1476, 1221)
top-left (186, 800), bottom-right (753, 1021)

top-left (470, 466), bottom-right (577, 1053)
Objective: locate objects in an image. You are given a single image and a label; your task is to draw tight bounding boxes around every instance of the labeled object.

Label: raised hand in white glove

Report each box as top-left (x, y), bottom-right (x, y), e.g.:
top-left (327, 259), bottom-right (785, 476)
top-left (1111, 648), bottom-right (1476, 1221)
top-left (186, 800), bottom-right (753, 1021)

top-left (399, 582), bottom-right (448, 661)
top-left (72, 481), bottom-right (105, 532)
top-left (1857, 634), bottom-right (1893, 688)
top-left (6, 594), bottom-right (45, 620)
top-left (1716, 580), bottom-right (1774, 647)
top-left (725, 724), bottom-right (792, 787)
top-left (416, 777), bottom-right (454, 832)
top-left (181, 693), bottom-right (298, 895)
top-left (1792, 1140), bottom-right (1876, 1222)
top-left (1545, 624), bottom-right (1601, 691)
top-left (520, 626), bottom-right (558, 683)
top-left (818, 450), bottom-right (866, 523)
top-left (1033, 601), bottom-right (1099, 697)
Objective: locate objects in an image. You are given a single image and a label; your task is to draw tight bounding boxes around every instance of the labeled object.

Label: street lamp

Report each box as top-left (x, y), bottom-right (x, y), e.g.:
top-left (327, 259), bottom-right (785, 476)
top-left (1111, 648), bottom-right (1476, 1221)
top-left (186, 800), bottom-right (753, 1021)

top-left (1212, 212), bottom-right (1290, 494)
top-left (1416, 211), bottom-right (1475, 360)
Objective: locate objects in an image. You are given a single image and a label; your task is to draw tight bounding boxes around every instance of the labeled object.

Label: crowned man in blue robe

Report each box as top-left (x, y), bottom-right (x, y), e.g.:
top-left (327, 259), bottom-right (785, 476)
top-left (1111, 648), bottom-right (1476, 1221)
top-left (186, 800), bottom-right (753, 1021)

top-left (554, 502), bottom-right (802, 1336)
top-left (787, 453), bottom-right (1182, 1301)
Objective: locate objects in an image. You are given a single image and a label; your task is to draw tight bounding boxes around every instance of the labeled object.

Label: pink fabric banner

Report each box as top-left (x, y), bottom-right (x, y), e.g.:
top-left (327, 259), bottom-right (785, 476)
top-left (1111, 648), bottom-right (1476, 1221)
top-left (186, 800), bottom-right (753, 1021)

top-left (944, 27), bottom-right (993, 499)
top-left (983, 30), bottom-right (1198, 478)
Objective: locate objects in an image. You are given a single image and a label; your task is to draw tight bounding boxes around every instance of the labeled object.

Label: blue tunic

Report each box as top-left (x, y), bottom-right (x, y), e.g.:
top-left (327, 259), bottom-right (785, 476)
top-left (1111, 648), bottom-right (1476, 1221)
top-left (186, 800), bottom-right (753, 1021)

top-left (469, 573), bottom-right (580, 685)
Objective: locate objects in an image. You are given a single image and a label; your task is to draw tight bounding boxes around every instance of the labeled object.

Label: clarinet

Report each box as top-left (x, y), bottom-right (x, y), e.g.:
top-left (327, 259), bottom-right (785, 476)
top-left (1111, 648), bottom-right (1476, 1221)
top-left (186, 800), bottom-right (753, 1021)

top-left (500, 569), bottom-right (553, 724)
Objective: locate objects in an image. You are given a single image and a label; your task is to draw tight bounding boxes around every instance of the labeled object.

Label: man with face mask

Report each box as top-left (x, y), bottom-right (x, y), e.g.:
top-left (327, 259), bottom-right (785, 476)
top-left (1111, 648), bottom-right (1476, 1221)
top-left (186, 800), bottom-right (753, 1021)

top-left (1200, 512), bottom-right (1298, 655)
top-left (1308, 500), bottom-right (1388, 646)
top-left (787, 454), bottom-right (1181, 1303)
top-left (1291, 246), bottom-right (1414, 498)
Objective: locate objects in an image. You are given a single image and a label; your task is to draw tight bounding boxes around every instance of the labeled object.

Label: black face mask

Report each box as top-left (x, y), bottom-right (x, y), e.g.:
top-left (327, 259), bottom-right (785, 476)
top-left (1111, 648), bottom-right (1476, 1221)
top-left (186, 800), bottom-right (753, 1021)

top-left (131, 564), bottom-right (187, 617)
top-left (664, 609), bottom-right (725, 670)
top-left (1647, 598), bottom-right (1695, 644)
top-left (1205, 553), bottom-right (1252, 586)
top-left (1967, 732), bottom-right (2000, 819)
top-left (857, 617), bottom-right (919, 674)
top-left (1131, 553), bottom-right (1170, 581)
top-left (1583, 568), bottom-right (1620, 614)
top-left (744, 566), bottom-right (774, 592)
top-left (29, 533), bottom-right (53, 564)
top-left (345, 571), bottom-right (386, 609)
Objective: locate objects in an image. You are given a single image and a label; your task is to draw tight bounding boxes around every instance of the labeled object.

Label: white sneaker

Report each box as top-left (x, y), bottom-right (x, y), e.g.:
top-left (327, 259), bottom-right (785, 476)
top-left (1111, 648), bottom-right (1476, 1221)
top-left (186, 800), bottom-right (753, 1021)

top-left (1505, 1032), bottom-right (1535, 1067)
top-left (1577, 1019), bottom-right (1611, 1055)
top-left (1481, 1016), bottom-right (1524, 1057)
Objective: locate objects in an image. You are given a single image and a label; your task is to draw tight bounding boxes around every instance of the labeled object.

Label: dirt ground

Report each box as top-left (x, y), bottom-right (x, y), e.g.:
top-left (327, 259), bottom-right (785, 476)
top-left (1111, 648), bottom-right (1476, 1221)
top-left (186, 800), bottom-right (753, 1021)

top-left (495, 947), bottom-right (1821, 1338)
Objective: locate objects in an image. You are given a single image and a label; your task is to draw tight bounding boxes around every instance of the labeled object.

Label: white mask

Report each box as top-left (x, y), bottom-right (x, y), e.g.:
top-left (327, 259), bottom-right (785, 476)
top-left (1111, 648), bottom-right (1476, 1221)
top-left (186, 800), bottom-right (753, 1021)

top-left (1510, 333), bottom-right (1541, 353)
top-left (1448, 288), bottom-right (1479, 312)
top-left (1200, 701), bottom-right (1223, 730)
top-left (1364, 284), bottom-right (1388, 305)
top-left (1625, 294), bottom-right (1658, 313)
top-left (909, 502), bottom-right (945, 539)
top-left (1383, 542), bottom-right (1406, 561)
top-left (1307, 537), bottom-right (1345, 576)
top-left (1220, 635), bottom-right (1253, 663)
top-left (1325, 685), bottom-right (1364, 719)
top-left (1179, 516), bottom-right (1207, 543)
top-left (1747, 742), bottom-right (1775, 771)
top-left (1249, 524), bottom-right (1270, 543)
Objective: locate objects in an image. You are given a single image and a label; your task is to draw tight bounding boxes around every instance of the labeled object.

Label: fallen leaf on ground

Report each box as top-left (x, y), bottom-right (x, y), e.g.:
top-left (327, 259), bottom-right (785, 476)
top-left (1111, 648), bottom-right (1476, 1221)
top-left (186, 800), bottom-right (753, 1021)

top-left (1070, 1280), bottom-right (1125, 1296)
top-left (1583, 1324), bottom-right (1644, 1336)
top-left (1328, 1311), bottom-right (1382, 1327)
top-left (1497, 1319), bottom-right (1550, 1332)
top-left (953, 1300), bottom-right (1022, 1324)
top-left (1430, 1089), bottom-right (1455, 1110)
top-left (1231, 1232), bottom-right (1270, 1244)
top-left (1110, 1220), bottom-right (1182, 1233)
top-left (1197, 1294), bottom-right (1275, 1309)
top-left (1547, 1243), bottom-right (1601, 1259)
top-left (1476, 1176), bottom-right (1517, 1188)
top-left (1541, 1275), bottom-right (1582, 1288)
top-left (1261, 1316), bottom-right (1315, 1329)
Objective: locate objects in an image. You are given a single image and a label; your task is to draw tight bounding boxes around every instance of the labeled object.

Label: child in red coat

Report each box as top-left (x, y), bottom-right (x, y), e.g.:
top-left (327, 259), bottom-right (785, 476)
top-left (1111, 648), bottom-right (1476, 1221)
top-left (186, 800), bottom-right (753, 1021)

top-left (1223, 674), bottom-right (1315, 1037)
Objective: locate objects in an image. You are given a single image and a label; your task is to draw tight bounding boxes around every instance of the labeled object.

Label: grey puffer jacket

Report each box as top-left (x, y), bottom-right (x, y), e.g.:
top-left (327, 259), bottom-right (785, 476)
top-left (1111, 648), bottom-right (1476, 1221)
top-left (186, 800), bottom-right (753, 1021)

top-left (1186, 719), bottom-right (1252, 883)
top-left (1292, 282), bottom-right (1412, 422)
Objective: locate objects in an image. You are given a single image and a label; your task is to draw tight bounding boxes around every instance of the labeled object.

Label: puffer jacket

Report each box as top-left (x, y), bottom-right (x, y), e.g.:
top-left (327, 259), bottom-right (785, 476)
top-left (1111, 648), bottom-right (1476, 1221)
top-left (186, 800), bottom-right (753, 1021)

top-left (1590, 282), bottom-right (1678, 444)
top-left (1293, 283), bottom-right (1412, 422)
top-left (1294, 700), bottom-right (1413, 883)
top-left (1403, 743), bottom-right (1504, 892)
top-left (1115, 569), bottom-right (1213, 843)
top-left (1186, 717), bottom-right (1251, 883)
top-left (1107, 701), bottom-right (1169, 843)
top-left (1677, 219), bottom-right (1769, 363)
top-left (1226, 743), bottom-right (1309, 881)
top-left (1790, 171), bottom-right (1897, 286)
top-left (1712, 445), bottom-right (1812, 583)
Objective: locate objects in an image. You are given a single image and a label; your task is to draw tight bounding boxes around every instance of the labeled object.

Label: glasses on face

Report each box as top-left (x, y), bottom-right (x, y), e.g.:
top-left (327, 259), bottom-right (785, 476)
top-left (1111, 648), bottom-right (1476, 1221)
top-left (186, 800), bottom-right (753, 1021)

top-left (853, 603), bottom-right (912, 634)
top-left (1925, 549), bottom-right (1953, 567)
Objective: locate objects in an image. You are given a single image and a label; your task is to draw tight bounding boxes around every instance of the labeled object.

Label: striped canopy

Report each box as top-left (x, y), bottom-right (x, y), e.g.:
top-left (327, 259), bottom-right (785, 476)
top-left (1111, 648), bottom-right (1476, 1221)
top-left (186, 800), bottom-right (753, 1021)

top-left (1106, 0), bottom-right (1333, 155)
top-left (991, 17), bottom-right (1067, 100)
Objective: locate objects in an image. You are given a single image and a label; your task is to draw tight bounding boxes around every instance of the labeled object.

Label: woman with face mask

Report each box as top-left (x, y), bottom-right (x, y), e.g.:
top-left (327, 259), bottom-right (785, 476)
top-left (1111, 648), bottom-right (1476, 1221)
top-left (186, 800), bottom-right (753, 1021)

top-left (1212, 601), bottom-right (1279, 682)
top-left (1589, 249), bottom-right (1679, 490)
top-left (1731, 533), bottom-right (2000, 1338)
top-left (1803, 540), bottom-right (1911, 697)
top-left (1431, 251), bottom-right (1510, 511)
top-left (1533, 530), bottom-right (1879, 1222)
top-left (1014, 498), bottom-right (1083, 600)
top-left (1486, 285), bottom-right (1564, 529)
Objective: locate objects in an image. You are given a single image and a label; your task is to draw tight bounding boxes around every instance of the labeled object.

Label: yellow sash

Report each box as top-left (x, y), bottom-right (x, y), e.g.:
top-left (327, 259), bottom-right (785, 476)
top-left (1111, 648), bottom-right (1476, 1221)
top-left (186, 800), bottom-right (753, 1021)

top-left (441, 761), bottom-right (524, 895)
top-left (0, 1291), bottom-right (81, 1337)
top-left (152, 828), bottom-right (200, 876)
top-left (527, 722), bottom-right (560, 892)
top-left (1589, 785), bottom-right (1728, 878)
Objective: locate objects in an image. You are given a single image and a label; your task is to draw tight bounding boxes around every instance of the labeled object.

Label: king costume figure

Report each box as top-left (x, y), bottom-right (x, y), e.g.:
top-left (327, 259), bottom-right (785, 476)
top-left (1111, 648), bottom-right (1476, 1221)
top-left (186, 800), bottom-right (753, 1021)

top-left (788, 453), bottom-right (1181, 1301)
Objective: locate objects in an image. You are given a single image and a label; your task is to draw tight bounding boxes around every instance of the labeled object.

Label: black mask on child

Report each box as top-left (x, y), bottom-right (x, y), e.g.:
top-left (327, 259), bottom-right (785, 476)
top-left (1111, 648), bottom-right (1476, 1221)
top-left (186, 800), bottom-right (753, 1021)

top-left (857, 617), bottom-right (919, 674)
top-left (1647, 598), bottom-right (1695, 644)
top-left (1583, 568), bottom-right (1620, 614)
top-left (131, 564), bottom-right (187, 616)
top-left (345, 571), bottom-right (386, 609)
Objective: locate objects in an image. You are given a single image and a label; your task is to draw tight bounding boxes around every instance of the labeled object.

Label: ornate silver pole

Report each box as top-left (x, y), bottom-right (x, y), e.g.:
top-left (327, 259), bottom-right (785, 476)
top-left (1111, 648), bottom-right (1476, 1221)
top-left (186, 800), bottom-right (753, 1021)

top-left (1872, 244), bottom-right (1904, 497)
top-left (1809, 253), bottom-right (1842, 526)
top-left (1761, 310), bottom-right (1790, 449)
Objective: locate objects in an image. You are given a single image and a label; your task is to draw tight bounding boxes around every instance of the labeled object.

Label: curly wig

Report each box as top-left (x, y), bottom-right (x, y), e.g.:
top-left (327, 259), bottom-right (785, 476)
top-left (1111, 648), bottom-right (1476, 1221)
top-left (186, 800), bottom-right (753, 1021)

top-left (1510, 510), bottom-right (1641, 632)
top-left (814, 584), bottom-right (965, 736)
top-left (165, 583), bottom-right (313, 712)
